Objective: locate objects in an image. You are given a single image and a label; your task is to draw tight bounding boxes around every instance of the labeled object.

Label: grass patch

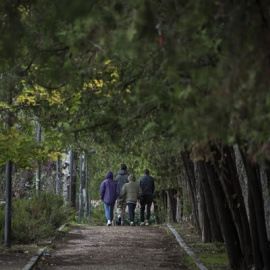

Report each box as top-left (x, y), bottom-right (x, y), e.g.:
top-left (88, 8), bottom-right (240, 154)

top-left (173, 222), bottom-right (230, 270)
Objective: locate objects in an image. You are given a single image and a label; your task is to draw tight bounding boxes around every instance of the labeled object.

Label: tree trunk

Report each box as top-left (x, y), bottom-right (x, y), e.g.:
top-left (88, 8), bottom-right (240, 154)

top-left (219, 146), bottom-right (253, 269)
top-left (260, 167), bottom-right (270, 240)
top-left (61, 153), bottom-right (70, 202)
top-left (181, 151), bottom-right (201, 233)
top-left (199, 178), bottom-right (211, 243)
top-left (196, 160), bottom-right (223, 243)
top-left (205, 160), bottom-right (243, 269)
top-left (175, 189), bottom-right (182, 223)
top-left (168, 189), bottom-right (177, 222)
top-left (4, 161), bottom-right (12, 247)
top-left (240, 149), bottom-right (270, 270)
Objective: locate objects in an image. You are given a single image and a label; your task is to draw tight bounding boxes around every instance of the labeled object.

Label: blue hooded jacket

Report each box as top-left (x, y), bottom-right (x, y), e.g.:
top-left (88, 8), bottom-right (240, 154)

top-left (100, 171), bottom-right (120, 204)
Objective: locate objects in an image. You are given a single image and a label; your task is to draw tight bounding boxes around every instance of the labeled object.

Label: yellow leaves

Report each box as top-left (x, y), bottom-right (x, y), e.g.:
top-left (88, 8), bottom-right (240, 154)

top-left (47, 151), bottom-right (62, 161)
top-left (83, 79), bottom-right (104, 95)
top-left (0, 102), bottom-right (11, 109)
top-left (16, 90), bottom-right (37, 106)
top-left (83, 60), bottom-right (121, 98)
top-left (111, 71), bottom-right (119, 79)
top-left (93, 79), bottom-right (104, 88)
top-left (14, 83), bottom-right (65, 106)
top-left (47, 90), bottom-right (64, 105)
top-left (0, 127), bottom-right (19, 144)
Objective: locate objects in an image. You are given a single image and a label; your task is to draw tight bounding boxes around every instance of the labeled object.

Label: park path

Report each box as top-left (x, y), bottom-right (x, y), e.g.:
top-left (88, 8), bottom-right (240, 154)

top-left (33, 225), bottom-right (191, 270)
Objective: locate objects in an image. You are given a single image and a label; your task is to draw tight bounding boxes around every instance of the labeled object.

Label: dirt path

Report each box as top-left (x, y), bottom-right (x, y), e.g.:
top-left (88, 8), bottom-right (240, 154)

top-left (34, 225), bottom-right (191, 270)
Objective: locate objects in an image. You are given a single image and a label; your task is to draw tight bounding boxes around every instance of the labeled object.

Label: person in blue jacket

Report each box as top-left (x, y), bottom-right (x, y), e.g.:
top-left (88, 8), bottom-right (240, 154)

top-left (100, 171), bottom-right (120, 226)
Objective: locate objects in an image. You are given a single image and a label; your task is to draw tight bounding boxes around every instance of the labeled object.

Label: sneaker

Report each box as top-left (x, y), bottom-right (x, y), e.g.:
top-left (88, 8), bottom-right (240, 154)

top-left (130, 221), bottom-right (134, 226)
top-left (107, 220), bottom-right (112, 226)
top-left (145, 220), bottom-right (149, 226)
top-left (140, 222), bottom-right (145, 226)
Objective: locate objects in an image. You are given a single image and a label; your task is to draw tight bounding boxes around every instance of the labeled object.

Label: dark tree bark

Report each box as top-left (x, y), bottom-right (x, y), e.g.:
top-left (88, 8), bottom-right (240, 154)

top-left (168, 189), bottom-right (177, 222)
top-left (240, 149), bottom-right (270, 270)
top-left (218, 146), bottom-right (253, 269)
top-left (4, 161), bottom-right (12, 248)
top-left (205, 160), bottom-right (243, 269)
top-left (199, 178), bottom-right (212, 242)
top-left (196, 160), bottom-right (223, 243)
top-left (181, 151), bottom-right (201, 233)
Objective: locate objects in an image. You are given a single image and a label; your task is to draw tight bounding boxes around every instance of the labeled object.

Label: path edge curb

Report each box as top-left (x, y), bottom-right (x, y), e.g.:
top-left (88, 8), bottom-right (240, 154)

top-left (167, 223), bottom-right (208, 270)
top-left (22, 223), bottom-right (68, 270)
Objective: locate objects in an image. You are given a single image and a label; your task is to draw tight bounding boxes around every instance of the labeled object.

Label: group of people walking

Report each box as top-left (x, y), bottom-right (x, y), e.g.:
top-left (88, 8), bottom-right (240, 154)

top-left (99, 164), bottom-right (155, 226)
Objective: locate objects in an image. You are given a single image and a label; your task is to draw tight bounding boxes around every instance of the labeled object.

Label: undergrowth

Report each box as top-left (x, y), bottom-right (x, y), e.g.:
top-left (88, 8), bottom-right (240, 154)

top-left (0, 192), bottom-right (76, 244)
top-left (174, 222), bottom-right (230, 270)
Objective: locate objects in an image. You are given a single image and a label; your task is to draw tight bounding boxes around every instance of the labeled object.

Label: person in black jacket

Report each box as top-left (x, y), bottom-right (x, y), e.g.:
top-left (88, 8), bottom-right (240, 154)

top-left (115, 164), bottom-right (129, 225)
top-left (139, 169), bottom-right (155, 226)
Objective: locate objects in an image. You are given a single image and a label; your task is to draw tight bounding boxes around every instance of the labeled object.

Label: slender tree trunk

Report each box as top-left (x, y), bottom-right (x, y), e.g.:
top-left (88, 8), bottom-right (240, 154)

top-left (4, 90), bottom-right (13, 247)
top-left (219, 146), bottom-right (253, 268)
top-left (4, 161), bottom-right (12, 247)
top-left (181, 151), bottom-right (201, 233)
top-left (199, 178), bottom-right (211, 242)
top-left (240, 149), bottom-right (270, 270)
top-left (262, 164), bottom-right (270, 239)
top-left (36, 123), bottom-right (41, 196)
top-left (196, 160), bottom-right (223, 242)
top-left (55, 156), bottom-right (61, 195)
top-left (61, 154), bottom-right (70, 202)
top-left (194, 161), bottom-right (212, 242)
top-left (78, 154), bottom-right (83, 222)
top-left (69, 150), bottom-right (77, 208)
top-left (168, 189), bottom-right (177, 222)
top-left (85, 155), bottom-right (89, 219)
top-left (205, 160), bottom-right (242, 269)
top-left (153, 191), bottom-right (161, 224)
top-left (175, 189), bottom-right (182, 223)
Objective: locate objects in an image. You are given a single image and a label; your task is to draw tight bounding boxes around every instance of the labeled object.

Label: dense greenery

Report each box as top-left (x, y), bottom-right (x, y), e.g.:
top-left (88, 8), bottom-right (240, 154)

top-left (1, 0), bottom-right (269, 167)
top-left (0, 192), bottom-right (75, 244)
top-left (1, 0), bottom-right (270, 269)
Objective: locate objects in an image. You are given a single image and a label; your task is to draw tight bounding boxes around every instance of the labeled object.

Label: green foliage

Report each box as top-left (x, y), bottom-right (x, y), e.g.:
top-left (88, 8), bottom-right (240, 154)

top-left (89, 203), bottom-right (106, 226)
top-left (0, 192), bottom-right (75, 244)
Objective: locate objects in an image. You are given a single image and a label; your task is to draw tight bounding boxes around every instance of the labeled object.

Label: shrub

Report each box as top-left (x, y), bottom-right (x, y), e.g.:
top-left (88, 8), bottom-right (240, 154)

top-left (0, 191), bottom-right (75, 244)
top-left (89, 202), bottom-right (106, 225)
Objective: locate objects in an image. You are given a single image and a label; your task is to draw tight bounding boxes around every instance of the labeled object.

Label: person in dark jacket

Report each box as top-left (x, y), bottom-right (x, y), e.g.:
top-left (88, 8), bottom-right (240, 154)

top-left (100, 171), bottom-right (120, 226)
top-left (139, 169), bottom-right (155, 226)
top-left (122, 174), bottom-right (142, 226)
top-left (115, 164), bottom-right (129, 225)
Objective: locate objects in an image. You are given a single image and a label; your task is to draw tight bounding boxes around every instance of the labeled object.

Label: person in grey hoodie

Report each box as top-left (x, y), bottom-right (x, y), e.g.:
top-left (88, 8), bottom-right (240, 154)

top-left (115, 164), bottom-right (129, 225)
top-left (122, 174), bottom-right (142, 226)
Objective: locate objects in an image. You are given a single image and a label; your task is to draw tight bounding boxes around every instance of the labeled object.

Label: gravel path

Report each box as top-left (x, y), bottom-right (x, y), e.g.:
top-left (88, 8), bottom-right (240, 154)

top-left (33, 225), bottom-right (191, 270)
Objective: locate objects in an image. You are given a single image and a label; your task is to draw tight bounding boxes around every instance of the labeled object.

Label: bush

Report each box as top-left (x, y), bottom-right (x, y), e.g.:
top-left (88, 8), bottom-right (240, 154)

top-left (0, 192), bottom-right (75, 244)
top-left (89, 202), bottom-right (106, 226)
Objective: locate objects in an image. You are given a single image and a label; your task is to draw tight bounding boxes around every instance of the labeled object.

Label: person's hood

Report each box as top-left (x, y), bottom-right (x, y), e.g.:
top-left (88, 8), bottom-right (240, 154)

top-left (106, 171), bottom-right (113, 179)
top-left (128, 174), bottom-right (135, 182)
top-left (117, 169), bottom-right (128, 175)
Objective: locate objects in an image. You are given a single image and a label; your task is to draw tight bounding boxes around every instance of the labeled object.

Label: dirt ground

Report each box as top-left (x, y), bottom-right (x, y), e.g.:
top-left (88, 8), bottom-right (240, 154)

top-left (32, 225), bottom-right (192, 270)
top-left (0, 244), bottom-right (40, 270)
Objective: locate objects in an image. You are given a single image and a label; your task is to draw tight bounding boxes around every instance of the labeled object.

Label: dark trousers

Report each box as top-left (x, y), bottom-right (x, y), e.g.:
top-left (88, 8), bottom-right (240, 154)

top-left (140, 195), bottom-right (152, 222)
top-left (127, 203), bottom-right (136, 222)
